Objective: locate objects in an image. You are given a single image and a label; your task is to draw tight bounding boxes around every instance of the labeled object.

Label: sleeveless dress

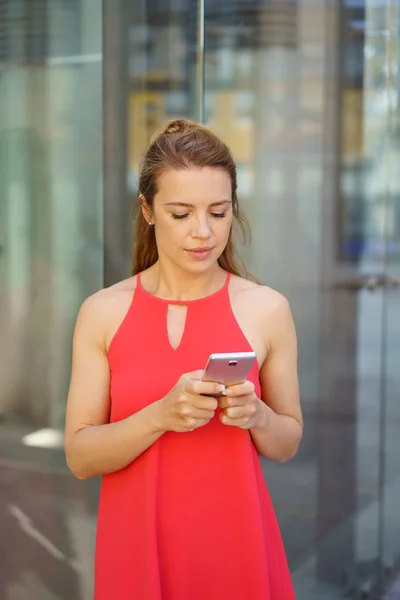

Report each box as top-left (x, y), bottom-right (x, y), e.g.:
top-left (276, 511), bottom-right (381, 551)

top-left (94, 272), bottom-right (295, 600)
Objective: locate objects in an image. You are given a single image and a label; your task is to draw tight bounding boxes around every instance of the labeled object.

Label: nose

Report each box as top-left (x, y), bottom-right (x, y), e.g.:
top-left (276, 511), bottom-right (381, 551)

top-left (192, 214), bottom-right (212, 239)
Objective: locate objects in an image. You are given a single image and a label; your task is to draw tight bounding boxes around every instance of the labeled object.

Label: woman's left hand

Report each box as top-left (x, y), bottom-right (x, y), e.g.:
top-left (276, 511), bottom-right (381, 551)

top-left (219, 381), bottom-right (268, 430)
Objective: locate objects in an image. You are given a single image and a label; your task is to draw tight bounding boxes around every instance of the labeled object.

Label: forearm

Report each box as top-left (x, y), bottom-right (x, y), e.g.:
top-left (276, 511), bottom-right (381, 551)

top-left (66, 400), bottom-right (164, 479)
top-left (250, 403), bottom-right (302, 463)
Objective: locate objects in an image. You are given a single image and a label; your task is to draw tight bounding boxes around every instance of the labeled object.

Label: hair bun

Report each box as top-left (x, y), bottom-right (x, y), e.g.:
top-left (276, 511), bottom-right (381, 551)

top-left (163, 119), bottom-right (190, 134)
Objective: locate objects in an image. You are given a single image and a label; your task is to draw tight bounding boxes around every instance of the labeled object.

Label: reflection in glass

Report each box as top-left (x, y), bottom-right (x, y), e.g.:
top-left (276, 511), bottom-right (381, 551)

top-left (381, 0), bottom-right (400, 588)
top-left (0, 0), bottom-right (399, 599)
top-left (0, 1), bottom-right (102, 598)
top-left (203, 1), bottom-right (400, 599)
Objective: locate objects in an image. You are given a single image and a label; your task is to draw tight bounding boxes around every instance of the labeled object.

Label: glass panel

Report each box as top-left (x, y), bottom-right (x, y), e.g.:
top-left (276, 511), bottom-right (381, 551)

top-left (203, 3), bottom-right (340, 597)
top-left (0, 1), bottom-right (102, 598)
top-left (0, 1), bottom-right (398, 598)
top-left (382, 0), bottom-right (400, 588)
top-left (350, 3), bottom-right (388, 593)
top-left (204, 0), bottom-right (398, 598)
top-left (118, 0), bottom-right (202, 281)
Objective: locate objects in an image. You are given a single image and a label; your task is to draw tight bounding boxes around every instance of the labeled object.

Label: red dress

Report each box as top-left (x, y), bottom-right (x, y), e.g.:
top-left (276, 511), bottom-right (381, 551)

top-left (95, 272), bottom-right (295, 599)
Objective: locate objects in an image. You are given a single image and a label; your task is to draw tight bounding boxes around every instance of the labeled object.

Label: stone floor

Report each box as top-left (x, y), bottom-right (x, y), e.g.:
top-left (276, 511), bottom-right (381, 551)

top-left (1, 418), bottom-right (400, 600)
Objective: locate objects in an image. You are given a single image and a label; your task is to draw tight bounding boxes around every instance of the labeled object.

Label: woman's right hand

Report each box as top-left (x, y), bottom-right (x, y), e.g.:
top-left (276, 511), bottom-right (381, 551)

top-left (155, 370), bottom-right (223, 433)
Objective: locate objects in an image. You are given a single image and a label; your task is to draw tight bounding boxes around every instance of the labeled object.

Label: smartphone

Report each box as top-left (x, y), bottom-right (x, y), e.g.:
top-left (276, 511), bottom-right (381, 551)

top-left (202, 352), bottom-right (257, 394)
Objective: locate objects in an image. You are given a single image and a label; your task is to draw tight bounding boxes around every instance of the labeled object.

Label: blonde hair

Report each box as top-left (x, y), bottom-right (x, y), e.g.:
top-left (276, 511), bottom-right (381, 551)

top-left (132, 119), bottom-right (250, 278)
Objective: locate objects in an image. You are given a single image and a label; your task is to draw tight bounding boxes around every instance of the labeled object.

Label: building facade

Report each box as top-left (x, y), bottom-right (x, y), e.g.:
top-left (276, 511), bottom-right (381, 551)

top-left (0, 0), bottom-right (399, 598)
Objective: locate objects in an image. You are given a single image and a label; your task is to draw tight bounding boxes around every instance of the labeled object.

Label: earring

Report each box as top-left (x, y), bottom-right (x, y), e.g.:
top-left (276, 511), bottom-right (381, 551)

top-left (148, 220), bottom-right (153, 226)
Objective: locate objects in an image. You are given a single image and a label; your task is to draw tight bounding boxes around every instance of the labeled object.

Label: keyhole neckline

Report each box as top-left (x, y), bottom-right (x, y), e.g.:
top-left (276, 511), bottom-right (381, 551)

top-left (136, 271), bottom-right (231, 306)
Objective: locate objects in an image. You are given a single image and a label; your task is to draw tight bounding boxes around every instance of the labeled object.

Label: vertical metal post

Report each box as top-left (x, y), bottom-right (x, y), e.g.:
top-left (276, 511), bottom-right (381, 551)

top-left (377, 0), bottom-right (395, 589)
top-left (196, 0), bottom-right (205, 123)
top-left (102, 0), bottom-right (130, 286)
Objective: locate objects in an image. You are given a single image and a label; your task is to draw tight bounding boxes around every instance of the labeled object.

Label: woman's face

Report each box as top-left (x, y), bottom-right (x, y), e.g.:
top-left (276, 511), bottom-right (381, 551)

top-left (145, 167), bottom-right (233, 274)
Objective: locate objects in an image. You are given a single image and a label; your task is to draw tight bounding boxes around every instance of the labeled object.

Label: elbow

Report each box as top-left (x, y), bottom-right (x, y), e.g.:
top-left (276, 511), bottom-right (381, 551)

top-left (277, 430), bottom-right (303, 463)
top-left (275, 450), bottom-right (296, 464)
top-left (265, 429), bottom-right (303, 464)
top-left (261, 449), bottom-right (296, 463)
top-left (72, 467), bottom-right (92, 481)
top-left (256, 416), bottom-right (303, 463)
top-left (271, 448), bottom-right (298, 464)
top-left (72, 471), bottom-right (90, 481)
top-left (65, 441), bottom-right (95, 481)
top-left (65, 454), bottom-right (92, 480)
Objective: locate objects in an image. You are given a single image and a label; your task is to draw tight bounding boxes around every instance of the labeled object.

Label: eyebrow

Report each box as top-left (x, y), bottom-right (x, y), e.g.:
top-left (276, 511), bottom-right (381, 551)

top-left (164, 200), bottom-right (232, 208)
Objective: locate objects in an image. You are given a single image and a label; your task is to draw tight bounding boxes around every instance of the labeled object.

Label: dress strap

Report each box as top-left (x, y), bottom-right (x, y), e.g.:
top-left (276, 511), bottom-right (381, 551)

top-left (136, 272), bottom-right (142, 288)
top-left (137, 271), bottom-right (230, 290)
top-left (135, 270), bottom-right (230, 305)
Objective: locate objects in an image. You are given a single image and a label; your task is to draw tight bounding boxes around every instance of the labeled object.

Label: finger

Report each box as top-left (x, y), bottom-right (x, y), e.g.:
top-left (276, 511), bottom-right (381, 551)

top-left (185, 418), bottom-right (211, 431)
top-left (220, 413), bottom-right (251, 428)
top-left (184, 369), bottom-right (204, 381)
top-left (190, 394), bottom-right (219, 411)
top-left (222, 380), bottom-right (255, 397)
top-left (218, 395), bottom-right (249, 409)
top-left (187, 380), bottom-right (225, 399)
top-left (223, 403), bottom-right (257, 420)
top-left (180, 404), bottom-right (216, 421)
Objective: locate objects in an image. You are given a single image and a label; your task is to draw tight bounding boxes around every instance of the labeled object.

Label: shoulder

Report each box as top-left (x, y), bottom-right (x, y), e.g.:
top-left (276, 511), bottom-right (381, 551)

top-left (230, 274), bottom-right (290, 318)
top-left (229, 274), bottom-right (294, 346)
top-left (75, 277), bottom-right (138, 342)
top-left (79, 276), bottom-right (138, 317)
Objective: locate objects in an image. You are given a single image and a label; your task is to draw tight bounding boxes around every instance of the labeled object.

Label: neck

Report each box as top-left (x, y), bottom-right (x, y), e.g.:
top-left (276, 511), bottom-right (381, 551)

top-left (144, 259), bottom-right (227, 302)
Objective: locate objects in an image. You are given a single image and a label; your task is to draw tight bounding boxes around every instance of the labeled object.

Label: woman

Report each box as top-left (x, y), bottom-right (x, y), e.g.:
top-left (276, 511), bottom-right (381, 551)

top-left (65, 119), bottom-right (302, 599)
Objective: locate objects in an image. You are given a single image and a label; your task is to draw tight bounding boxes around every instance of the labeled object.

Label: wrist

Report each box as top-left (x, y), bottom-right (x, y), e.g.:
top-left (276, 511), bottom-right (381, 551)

top-left (147, 399), bottom-right (168, 435)
top-left (253, 399), bottom-right (270, 430)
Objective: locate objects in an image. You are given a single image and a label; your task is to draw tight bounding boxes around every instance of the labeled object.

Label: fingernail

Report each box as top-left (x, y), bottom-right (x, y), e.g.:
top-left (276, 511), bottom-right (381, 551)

top-left (216, 384), bottom-right (225, 393)
top-left (222, 388), bottom-right (233, 396)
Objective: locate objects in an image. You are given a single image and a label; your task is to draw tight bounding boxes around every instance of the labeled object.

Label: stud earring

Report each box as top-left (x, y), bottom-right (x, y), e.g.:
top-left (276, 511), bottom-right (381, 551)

top-left (148, 220), bottom-right (153, 226)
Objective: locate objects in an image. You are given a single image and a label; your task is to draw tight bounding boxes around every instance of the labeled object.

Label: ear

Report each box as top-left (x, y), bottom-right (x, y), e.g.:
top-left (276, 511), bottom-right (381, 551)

top-left (139, 194), bottom-right (153, 225)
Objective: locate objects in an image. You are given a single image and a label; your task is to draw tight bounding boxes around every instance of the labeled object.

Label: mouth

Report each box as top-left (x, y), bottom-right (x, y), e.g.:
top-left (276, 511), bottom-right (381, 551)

top-left (185, 247), bottom-right (215, 260)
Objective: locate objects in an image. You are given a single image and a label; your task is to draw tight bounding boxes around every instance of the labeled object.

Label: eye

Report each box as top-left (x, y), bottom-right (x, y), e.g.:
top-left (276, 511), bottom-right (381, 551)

top-left (171, 213), bottom-right (189, 220)
top-left (211, 212), bottom-right (227, 218)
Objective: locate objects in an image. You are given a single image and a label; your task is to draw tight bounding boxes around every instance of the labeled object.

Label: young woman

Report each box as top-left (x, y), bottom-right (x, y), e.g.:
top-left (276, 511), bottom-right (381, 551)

top-left (65, 119), bottom-right (302, 599)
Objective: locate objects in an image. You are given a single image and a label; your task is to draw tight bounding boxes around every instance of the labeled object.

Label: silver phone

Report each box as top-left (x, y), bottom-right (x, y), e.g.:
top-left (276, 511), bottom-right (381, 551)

top-left (202, 352), bottom-right (257, 393)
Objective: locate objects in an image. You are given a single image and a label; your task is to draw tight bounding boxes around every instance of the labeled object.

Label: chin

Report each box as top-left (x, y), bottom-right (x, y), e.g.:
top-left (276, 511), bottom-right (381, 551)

top-left (184, 261), bottom-right (217, 274)
top-left (180, 255), bottom-right (220, 275)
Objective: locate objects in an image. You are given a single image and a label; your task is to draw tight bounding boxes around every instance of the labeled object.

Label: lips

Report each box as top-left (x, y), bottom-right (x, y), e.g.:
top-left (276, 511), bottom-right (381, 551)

top-left (187, 247), bottom-right (213, 253)
top-left (185, 247), bottom-right (215, 260)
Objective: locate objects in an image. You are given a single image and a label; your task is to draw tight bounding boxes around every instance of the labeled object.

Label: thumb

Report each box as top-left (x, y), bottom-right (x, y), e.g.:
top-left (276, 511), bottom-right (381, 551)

top-left (183, 369), bottom-right (204, 381)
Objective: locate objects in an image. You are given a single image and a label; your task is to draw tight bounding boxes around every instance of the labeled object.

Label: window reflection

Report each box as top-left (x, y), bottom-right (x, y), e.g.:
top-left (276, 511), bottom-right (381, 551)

top-left (0, 1), bottom-right (102, 598)
top-left (0, 0), bottom-right (399, 598)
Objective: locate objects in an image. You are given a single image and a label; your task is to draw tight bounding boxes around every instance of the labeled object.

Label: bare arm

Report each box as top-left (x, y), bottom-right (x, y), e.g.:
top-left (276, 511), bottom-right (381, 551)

top-left (250, 295), bottom-right (303, 462)
top-left (65, 293), bottom-right (223, 480)
top-left (64, 295), bottom-right (165, 480)
top-left (219, 291), bottom-right (302, 463)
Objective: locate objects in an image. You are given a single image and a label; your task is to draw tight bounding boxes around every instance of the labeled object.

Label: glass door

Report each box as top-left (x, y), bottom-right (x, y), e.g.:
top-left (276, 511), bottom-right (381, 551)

top-left (0, 2), bottom-right (102, 598)
top-left (313, 1), bottom-right (400, 597)
top-left (202, 0), bottom-right (400, 598)
top-left (381, 0), bottom-right (400, 592)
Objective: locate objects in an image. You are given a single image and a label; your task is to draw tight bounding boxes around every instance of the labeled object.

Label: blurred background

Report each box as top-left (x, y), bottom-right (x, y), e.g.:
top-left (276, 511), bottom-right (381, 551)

top-left (0, 0), bottom-right (399, 598)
